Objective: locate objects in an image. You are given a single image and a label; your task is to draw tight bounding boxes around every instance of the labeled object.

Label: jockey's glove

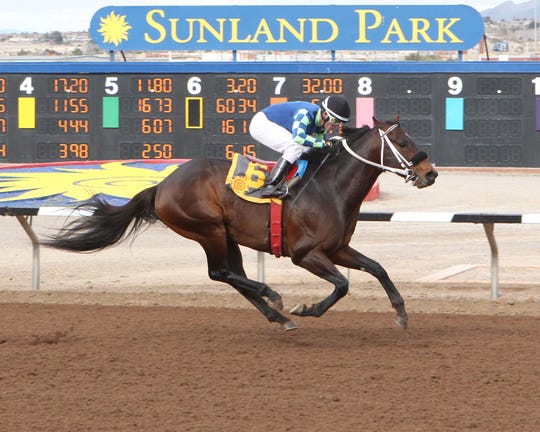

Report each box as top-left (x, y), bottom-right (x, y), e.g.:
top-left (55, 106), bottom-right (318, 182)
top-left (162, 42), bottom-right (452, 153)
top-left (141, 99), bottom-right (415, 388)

top-left (326, 136), bottom-right (344, 155)
top-left (326, 136), bottom-right (343, 146)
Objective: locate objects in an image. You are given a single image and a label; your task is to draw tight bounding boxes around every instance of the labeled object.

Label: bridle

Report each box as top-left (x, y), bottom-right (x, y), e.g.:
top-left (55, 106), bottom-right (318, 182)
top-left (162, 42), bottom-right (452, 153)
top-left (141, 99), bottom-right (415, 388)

top-left (340, 123), bottom-right (425, 184)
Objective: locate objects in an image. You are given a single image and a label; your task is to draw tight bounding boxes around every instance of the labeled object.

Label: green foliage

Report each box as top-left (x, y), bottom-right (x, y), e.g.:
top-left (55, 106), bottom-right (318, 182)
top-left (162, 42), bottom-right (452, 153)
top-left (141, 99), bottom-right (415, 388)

top-left (44, 31), bottom-right (63, 44)
top-left (404, 52), bottom-right (445, 61)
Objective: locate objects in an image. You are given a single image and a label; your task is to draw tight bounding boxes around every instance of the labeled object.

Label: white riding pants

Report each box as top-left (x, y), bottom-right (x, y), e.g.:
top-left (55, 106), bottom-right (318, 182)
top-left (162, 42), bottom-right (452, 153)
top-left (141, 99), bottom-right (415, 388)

top-left (249, 112), bottom-right (310, 164)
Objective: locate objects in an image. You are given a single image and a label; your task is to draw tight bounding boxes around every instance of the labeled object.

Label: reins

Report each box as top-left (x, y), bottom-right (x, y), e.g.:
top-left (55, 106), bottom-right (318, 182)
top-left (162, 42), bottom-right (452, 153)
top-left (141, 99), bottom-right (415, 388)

top-left (291, 123), bottom-right (420, 205)
top-left (290, 151), bottom-right (331, 205)
top-left (340, 124), bottom-right (418, 183)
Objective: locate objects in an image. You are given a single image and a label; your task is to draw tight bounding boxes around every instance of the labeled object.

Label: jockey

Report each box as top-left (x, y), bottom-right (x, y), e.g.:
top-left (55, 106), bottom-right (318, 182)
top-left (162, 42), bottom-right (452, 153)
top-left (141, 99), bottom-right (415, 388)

top-left (249, 95), bottom-right (351, 198)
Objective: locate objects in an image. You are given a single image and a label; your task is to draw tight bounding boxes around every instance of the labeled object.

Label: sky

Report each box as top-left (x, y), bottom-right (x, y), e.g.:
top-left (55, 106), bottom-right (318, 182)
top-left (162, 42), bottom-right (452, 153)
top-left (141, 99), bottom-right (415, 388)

top-left (0, 0), bottom-right (533, 33)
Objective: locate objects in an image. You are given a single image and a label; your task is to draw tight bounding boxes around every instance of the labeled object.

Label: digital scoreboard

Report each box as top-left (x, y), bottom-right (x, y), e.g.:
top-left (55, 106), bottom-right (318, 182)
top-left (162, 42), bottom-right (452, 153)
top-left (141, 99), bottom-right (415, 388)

top-left (0, 62), bottom-right (539, 167)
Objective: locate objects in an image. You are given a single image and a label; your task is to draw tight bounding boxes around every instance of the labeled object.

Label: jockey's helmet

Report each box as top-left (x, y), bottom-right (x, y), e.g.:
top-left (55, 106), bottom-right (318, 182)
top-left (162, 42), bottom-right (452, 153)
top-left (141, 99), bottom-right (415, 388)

top-left (322, 96), bottom-right (351, 124)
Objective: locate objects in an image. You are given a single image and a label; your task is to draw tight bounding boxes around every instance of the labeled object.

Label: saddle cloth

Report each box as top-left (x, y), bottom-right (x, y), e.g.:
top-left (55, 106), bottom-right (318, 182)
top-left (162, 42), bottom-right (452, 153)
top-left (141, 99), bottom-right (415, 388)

top-left (225, 153), bottom-right (306, 204)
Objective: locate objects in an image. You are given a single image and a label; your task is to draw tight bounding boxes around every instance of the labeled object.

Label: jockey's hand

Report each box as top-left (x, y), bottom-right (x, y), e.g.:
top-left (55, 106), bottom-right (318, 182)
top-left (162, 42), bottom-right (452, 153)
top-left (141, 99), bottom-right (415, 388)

top-left (326, 136), bottom-right (343, 155)
top-left (327, 136), bottom-right (343, 146)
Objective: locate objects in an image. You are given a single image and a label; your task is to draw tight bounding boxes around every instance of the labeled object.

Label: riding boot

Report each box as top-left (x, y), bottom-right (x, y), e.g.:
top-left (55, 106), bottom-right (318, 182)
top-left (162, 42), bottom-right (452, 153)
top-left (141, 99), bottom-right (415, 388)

top-left (260, 157), bottom-right (292, 198)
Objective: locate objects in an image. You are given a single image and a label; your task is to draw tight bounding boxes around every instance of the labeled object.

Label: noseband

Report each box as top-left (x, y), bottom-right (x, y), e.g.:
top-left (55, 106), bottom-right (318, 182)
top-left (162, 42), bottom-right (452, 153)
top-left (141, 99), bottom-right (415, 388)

top-left (340, 124), bottom-right (426, 183)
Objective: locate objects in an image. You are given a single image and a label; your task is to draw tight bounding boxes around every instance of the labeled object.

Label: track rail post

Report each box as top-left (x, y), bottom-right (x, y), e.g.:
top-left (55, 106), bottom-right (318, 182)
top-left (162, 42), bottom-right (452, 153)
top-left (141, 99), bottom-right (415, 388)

top-left (257, 251), bottom-right (265, 283)
top-left (15, 215), bottom-right (40, 290)
top-left (482, 222), bottom-right (499, 300)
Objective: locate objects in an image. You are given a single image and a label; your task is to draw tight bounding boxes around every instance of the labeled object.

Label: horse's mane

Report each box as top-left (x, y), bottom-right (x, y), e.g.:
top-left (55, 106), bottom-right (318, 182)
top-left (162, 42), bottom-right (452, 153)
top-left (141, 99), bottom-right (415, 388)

top-left (299, 148), bottom-right (328, 164)
top-left (341, 125), bottom-right (371, 142)
top-left (299, 125), bottom-right (372, 164)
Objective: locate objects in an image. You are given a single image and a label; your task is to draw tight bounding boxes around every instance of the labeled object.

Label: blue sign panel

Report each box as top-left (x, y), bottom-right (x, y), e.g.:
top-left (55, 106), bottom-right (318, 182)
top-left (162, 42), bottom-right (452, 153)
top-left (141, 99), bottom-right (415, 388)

top-left (90, 5), bottom-right (484, 51)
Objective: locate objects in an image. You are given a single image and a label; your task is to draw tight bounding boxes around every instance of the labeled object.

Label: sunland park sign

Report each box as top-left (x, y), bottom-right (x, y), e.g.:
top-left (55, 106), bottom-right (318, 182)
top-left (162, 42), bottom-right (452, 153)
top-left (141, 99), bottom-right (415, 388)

top-left (90, 5), bottom-right (484, 51)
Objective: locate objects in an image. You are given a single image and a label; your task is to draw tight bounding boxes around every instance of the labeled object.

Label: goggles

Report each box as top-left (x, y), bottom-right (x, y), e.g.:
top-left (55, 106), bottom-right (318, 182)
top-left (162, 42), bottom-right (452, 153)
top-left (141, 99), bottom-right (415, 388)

top-left (328, 116), bottom-right (342, 125)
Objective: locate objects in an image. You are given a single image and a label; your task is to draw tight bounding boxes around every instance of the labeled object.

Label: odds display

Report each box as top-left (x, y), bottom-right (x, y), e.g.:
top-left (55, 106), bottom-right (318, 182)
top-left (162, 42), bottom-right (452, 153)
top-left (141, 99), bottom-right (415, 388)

top-left (0, 67), bottom-right (539, 167)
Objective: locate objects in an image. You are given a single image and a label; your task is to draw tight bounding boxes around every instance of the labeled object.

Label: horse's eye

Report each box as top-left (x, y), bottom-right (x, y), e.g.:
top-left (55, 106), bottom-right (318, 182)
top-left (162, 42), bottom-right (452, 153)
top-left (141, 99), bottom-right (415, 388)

top-left (397, 132), bottom-right (415, 148)
top-left (395, 134), bottom-right (408, 148)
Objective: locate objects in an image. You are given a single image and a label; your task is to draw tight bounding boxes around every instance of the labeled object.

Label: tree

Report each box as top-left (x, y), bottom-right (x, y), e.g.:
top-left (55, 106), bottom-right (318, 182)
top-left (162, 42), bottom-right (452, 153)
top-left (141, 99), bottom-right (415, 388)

top-left (45, 31), bottom-right (63, 44)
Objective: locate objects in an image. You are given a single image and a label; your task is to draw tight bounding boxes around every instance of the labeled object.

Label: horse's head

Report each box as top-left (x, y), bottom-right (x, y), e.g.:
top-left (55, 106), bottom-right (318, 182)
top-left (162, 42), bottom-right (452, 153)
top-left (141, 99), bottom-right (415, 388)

top-left (368, 116), bottom-right (438, 188)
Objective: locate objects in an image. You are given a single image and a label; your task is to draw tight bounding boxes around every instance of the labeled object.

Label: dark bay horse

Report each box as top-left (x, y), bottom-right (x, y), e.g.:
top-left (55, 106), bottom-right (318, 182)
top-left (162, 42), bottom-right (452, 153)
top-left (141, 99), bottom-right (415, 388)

top-left (44, 117), bottom-right (438, 331)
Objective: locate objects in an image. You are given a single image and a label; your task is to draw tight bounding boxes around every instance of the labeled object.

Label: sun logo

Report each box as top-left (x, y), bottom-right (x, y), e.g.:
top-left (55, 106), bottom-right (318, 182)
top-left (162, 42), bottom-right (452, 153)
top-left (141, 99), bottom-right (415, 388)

top-left (98, 11), bottom-right (132, 46)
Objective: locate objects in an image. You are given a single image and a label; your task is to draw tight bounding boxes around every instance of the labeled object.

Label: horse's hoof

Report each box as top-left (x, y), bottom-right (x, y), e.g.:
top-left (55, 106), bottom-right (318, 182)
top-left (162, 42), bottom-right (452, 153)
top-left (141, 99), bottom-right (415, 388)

top-left (282, 321), bottom-right (298, 331)
top-left (395, 316), bottom-right (408, 330)
top-left (268, 297), bottom-right (284, 311)
top-left (289, 304), bottom-right (305, 316)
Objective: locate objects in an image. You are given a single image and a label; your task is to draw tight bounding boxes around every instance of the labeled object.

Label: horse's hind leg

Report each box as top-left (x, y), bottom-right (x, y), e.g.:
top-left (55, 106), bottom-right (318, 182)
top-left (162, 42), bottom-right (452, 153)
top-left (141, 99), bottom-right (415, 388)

top-left (226, 273), bottom-right (297, 331)
top-left (211, 270), bottom-right (297, 331)
top-left (332, 246), bottom-right (408, 329)
top-left (158, 201), bottom-right (291, 328)
top-left (204, 241), bottom-right (296, 330)
top-left (226, 239), bottom-right (283, 311)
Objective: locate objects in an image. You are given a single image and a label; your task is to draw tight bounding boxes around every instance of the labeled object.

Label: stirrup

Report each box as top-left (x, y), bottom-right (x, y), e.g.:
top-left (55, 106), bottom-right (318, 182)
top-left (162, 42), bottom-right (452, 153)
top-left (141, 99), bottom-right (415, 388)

top-left (261, 183), bottom-right (288, 199)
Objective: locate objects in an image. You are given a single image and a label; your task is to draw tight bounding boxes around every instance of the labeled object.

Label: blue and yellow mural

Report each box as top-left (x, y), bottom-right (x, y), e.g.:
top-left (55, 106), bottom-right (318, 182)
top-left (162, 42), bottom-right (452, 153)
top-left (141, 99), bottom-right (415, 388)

top-left (0, 160), bottom-right (183, 209)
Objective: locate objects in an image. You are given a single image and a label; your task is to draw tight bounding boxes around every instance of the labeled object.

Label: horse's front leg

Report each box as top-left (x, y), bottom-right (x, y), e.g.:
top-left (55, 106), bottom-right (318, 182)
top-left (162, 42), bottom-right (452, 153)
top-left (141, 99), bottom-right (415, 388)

top-left (289, 250), bottom-right (350, 318)
top-left (332, 245), bottom-right (407, 330)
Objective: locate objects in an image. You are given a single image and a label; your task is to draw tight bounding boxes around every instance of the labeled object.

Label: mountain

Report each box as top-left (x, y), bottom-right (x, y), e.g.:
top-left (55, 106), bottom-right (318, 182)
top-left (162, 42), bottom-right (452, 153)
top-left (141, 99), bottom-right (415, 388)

top-left (481, 1), bottom-right (537, 21)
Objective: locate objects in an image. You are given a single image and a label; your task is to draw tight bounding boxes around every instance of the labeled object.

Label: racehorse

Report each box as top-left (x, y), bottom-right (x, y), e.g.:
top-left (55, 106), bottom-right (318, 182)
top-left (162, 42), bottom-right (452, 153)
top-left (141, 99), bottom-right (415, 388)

top-left (43, 117), bottom-right (438, 331)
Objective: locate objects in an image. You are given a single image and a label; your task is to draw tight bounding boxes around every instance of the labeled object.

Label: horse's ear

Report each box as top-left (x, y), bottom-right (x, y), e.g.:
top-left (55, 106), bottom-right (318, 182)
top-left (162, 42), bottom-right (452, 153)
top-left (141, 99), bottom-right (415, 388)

top-left (372, 116), bottom-right (381, 128)
top-left (393, 114), bottom-right (400, 123)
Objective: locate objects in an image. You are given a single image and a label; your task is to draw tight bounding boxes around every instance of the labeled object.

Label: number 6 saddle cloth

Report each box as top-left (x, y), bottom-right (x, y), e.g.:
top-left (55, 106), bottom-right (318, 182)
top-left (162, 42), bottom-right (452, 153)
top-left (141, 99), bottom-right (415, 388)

top-left (225, 152), bottom-right (307, 204)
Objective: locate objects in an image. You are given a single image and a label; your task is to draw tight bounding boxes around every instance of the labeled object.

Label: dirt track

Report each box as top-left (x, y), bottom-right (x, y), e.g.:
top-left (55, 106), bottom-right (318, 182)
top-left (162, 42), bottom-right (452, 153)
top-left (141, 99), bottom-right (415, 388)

top-left (1, 169), bottom-right (539, 431)
top-left (1, 304), bottom-right (539, 432)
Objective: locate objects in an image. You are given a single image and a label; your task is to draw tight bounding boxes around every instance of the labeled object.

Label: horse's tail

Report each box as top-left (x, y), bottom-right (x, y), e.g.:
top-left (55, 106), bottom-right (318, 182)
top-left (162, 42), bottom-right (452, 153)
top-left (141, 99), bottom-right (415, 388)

top-left (43, 186), bottom-right (159, 252)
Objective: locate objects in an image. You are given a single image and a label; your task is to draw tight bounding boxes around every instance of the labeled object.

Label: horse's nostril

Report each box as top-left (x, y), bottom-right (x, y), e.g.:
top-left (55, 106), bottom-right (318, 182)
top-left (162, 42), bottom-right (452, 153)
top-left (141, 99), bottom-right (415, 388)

top-left (427, 170), bottom-right (438, 182)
